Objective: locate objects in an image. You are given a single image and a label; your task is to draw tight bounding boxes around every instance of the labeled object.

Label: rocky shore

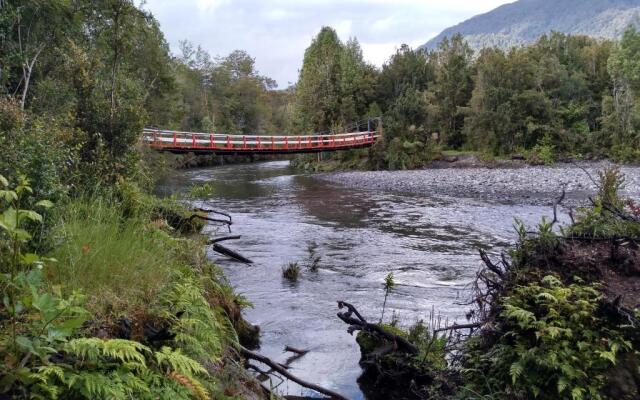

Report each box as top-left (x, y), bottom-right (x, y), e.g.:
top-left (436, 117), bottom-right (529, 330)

top-left (319, 162), bottom-right (640, 206)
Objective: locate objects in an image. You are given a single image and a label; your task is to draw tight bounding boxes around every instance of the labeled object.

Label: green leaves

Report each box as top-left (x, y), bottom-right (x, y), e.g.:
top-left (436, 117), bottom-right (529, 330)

top-left (472, 277), bottom-right (632, 400)
top-left (384, 272), bottom-right (395, 291)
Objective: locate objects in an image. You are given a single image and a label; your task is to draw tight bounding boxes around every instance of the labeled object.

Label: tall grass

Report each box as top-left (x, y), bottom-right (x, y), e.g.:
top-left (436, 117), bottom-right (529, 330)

top-left (46, 196), bottom-right (180, 313)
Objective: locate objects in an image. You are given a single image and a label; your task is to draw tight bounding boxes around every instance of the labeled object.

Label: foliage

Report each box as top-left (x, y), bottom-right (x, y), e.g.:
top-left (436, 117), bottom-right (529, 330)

top-left (463, 276), bottom-right (632, 400)
top-left (186, 182), bottom-right (216, 199)
top-left (570, 166), bottom-right (640, 239)
top-left (604, 26), bottom-right (640, 152)
top-left (0, 176), bottom-right (217, 400)
top-left (529, 133), bottom-right (556, 165)
top-left (282, 262), bottom-right (300, 282)
top-left (0, 99), bottom-right (80, 201)
top-left (380, 272), bottom-right (395, 323)
top-left (294, 27), bottom-right (376, 133)
top-left (46, 196), bottom-right (177, 314)
top-left (305, 241), bottom-right (322, 272)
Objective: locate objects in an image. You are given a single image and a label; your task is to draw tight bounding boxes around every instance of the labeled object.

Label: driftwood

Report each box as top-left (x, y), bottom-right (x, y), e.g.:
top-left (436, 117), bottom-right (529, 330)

top-left (188, 207), bottom-right (234, 233)
top-left (284, 345), bottom-right (309, 366)
top-left (240, 346), bottom-right (348, 400)
top-left (212, 243), bottom-right (253, 264)
top-left (336, 301), bottom-right (418, 355)
top-left (195, 207), bottom-right (232, 222)
top-left (433, 322), bottom-right (482, 333)
top-left (208, 235), bottom-right (241, 244)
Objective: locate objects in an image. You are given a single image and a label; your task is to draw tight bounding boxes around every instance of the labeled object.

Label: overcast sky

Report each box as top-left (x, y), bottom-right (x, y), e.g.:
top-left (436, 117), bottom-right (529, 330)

top-left (142, 0), bottom-right (514, 87)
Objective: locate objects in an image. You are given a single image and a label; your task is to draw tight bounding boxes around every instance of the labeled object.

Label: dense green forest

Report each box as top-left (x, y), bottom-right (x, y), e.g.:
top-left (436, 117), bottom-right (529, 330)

top-left (293, 26), bottom-right (640, 170)
top-left (0, 2), bottom-right (264, 398)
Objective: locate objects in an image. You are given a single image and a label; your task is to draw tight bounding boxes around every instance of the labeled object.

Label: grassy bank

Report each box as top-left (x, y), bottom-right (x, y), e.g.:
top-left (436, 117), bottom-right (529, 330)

top-left (0, 178), bottom-right (263, 399)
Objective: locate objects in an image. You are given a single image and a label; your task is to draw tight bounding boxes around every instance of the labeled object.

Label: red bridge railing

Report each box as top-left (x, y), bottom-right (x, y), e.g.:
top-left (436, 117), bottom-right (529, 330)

top-left (142, 127), bottom-right (381, 154)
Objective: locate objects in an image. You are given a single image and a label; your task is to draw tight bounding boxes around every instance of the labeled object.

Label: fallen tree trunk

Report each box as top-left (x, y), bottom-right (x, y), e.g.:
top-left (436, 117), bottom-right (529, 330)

top-left (212, 243), bottom-right (253, 264)
top-left (336, 301), bottom-right (418, 355)
top-left (240, 346), bottom-right (348, 400)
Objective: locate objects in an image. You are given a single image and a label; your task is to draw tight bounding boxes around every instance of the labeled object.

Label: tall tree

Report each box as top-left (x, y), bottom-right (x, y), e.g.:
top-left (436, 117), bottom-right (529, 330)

top-left (295, 27), bottom-right (345, 133)
top-left (432, 34), bottom-right (474, 148)
top-left (605, 26), bottom-right (640, 151)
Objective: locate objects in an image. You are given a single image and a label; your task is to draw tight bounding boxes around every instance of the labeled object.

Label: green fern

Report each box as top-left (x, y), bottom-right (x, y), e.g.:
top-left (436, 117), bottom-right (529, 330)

top-left (155, 346), bottom-right (208, 376)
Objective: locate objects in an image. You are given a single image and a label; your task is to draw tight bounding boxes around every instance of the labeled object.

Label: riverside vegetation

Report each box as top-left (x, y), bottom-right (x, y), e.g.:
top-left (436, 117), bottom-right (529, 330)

top-left (341, 167), bottom-right (640, 400)
top-left (1, 0), bottom-right (639, 399)
top-left (0, 1), bottom-right (263, 398)
top-left (291, 26), bottom-right (640, 170)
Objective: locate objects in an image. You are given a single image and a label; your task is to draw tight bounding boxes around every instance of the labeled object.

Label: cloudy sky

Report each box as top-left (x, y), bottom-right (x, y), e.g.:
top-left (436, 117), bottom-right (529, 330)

top-left (142, 0), bottom-right (513, 87)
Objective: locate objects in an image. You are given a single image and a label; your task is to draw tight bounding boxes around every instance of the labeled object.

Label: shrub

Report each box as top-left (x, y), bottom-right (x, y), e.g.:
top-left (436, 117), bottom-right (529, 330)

top-left (463, 276), bottom-right (632, 400)
top-left (282, 262), bottom-right (300, 281)
top-left (0, 100), bottom-right (80, 201)
top-left (529, 133), bottom-right (555, 165)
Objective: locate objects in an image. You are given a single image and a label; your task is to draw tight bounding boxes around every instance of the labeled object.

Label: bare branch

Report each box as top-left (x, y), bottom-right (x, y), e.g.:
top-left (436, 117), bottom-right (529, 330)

top-left (240, 346), bottom-right (348, 400)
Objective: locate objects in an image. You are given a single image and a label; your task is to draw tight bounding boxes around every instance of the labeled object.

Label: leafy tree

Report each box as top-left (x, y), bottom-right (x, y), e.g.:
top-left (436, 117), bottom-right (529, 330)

top-left (431, 34), bottom-right (474, 148)
top-left (603, 26), bottom-right (640, 159)
top-left (295, 27), bottom-right (346, 132)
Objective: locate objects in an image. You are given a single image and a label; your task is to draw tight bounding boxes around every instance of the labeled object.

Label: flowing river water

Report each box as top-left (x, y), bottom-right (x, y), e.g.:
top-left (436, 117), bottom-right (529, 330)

top-left (160, 160), bottom-right (568, 399)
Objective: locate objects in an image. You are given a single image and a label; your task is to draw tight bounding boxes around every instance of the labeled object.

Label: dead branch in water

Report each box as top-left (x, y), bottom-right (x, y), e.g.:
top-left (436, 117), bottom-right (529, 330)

top-left (433, 322), bottom-right (482, 333)
top-left (336, 301), bottom-right (418, 355)
top-left (240, 346), bottom-right (348, 400)
top-left (283, 345), bottom-right (309, 366)
top-left (212, 243), bottom-right (253, 264)
top-left (195, 207), bottom-right (232, 222)
top-left (208, 235), bottom-right (241, 244)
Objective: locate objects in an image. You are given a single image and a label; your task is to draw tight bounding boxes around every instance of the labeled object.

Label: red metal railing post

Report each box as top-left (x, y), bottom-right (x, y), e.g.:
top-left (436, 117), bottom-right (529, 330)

top-left (297, 136), bottom-right (301, 149)
top-left (227, 135), bottom-right (231, 149)
top-left (257, 137), bottom-right (261, 150)
top-left (192, 133), bottom-right (196, 148)
top-left (210, 134), bottom-right (214, 149)
top-left (243, 135), bottom-right (247, 150)
top-left (173, 132), bottom-right (177, 147)
top-left (285, 136), bottom-right (289, 150)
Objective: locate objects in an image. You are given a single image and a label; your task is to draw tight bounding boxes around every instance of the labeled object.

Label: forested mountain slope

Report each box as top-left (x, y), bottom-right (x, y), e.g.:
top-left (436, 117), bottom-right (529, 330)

top-left (422, 0), bottom-right (640, 51)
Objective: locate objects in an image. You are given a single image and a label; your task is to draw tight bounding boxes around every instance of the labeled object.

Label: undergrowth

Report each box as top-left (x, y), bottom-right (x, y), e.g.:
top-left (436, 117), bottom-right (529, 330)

top-left (0, 176), bottom-right (257, 399)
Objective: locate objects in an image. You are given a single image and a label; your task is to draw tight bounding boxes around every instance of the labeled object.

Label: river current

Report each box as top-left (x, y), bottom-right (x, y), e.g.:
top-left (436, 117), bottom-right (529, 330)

top-left (160, 160), bottom-right (563, 399)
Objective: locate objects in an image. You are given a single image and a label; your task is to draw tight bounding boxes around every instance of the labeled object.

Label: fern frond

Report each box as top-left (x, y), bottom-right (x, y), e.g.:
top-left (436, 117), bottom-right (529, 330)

top-left (65, 338), bottom-right (149, 366)
top-left (102, 339), bottom-right (148, 365)
top-left (169, 372), bottom-right (209, 400)
top-left (155, 346), bottom-right (208, 376)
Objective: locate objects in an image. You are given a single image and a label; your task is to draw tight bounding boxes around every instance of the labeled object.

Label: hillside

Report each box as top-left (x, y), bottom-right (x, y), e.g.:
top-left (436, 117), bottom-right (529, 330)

top-left (422, 0), bottom-right (640, 51)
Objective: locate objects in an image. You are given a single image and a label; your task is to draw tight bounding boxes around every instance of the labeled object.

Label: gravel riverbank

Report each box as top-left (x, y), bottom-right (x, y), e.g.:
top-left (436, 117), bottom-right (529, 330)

top-left (318, 162), bottom-right (640, 206)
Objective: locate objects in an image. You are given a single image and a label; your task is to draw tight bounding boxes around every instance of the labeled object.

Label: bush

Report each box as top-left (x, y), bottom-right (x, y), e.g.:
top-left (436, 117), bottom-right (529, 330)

top-left (0, 99), bottom-right (81, 201)
top-left (463, 276), bottom-right (631, 400)
top-left (528, 133), bottom-right (555, 165)
top-left (282, 262), bottom-right (300, 281)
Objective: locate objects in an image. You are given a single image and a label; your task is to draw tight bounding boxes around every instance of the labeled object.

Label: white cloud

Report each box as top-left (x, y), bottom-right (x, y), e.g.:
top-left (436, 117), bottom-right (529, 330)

top-left (143, 0), bottom-right (515, 87)
top-left (195, 0), bottom-right (228, 12)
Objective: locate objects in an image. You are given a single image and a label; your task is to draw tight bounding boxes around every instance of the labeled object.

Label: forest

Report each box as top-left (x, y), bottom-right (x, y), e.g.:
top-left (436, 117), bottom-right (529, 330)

top-left (0, 0), bottom-right (639, 399)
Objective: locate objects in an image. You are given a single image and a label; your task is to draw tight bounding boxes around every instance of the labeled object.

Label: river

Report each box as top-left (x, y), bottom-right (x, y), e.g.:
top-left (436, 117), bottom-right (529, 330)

top-left (160, 160), bottom-right (570, 399)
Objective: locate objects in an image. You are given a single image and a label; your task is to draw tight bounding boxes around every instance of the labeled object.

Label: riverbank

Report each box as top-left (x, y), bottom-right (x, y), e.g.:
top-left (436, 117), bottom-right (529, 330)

top-left (319, 162), bottom-right (640, 206)
top-left (0, 177), bottom-right (267, 399)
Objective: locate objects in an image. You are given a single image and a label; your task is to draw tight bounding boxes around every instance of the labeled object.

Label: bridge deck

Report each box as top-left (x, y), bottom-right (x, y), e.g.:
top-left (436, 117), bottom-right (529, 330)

top-left (142, 128), bottom-right (381, 155)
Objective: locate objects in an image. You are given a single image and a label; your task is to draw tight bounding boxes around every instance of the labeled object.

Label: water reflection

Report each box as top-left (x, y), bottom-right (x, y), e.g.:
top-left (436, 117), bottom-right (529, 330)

top-left (159, 160), bottom-right (564, 399)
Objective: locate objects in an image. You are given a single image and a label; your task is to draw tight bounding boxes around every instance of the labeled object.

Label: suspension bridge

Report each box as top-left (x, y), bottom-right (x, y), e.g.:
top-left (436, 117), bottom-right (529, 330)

top-left (142, 119), bottom-right (382, 155)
